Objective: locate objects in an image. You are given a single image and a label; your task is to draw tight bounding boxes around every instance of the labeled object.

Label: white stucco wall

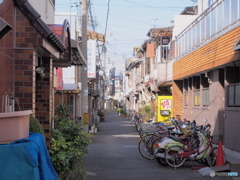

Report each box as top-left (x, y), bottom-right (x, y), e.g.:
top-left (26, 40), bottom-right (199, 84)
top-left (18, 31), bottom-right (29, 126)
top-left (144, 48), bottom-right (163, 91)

top-left (172, 15), bottom-right (197, 40)
top-left (29, 0), bottom-right (55, 24)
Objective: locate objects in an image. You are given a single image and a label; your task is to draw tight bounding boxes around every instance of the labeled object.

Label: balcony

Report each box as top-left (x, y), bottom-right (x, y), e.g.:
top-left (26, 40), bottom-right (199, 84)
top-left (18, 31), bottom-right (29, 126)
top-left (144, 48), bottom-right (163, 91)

top-left (174, 0), bottom-right (240, 60)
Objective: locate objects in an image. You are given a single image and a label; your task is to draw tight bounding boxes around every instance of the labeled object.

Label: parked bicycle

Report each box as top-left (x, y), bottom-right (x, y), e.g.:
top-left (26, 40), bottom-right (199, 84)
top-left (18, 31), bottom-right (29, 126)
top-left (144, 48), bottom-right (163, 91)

top-left (138, 119), bottom-right (185, 160)
top-left (154, 119), bottom-right (218, 168)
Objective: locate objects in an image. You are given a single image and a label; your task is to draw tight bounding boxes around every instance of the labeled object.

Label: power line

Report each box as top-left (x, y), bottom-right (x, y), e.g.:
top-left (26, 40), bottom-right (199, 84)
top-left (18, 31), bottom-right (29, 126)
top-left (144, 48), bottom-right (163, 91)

top-left (109, 13), bottom-right (154, 26)
top-left (97, 21), bottom-right (149, 31)
top-left (123, 0), bottom-right (189, 11)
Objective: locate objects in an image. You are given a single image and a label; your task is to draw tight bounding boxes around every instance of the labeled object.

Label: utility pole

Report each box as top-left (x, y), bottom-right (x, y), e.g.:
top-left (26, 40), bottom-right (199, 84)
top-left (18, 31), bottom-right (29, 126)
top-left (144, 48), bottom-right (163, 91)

top-left (81, 0), bottom-right (88, 131)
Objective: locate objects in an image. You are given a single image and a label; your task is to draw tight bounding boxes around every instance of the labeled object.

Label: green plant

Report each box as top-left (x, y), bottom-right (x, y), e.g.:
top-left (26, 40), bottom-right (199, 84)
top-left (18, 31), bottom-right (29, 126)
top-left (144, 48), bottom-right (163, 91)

top-left (97, 110), bottom-right (105, 117)
top-left (55, 102), bottom-right (72, 122)
top-left (29, 116), bottom-right (45, 137)
top-left (139, 104), bottom-right (154, 120)
top-left (50, 103), bottom-right (92, 180)
top-left (121, 110), bottom-right (127, 116)
top-left (54, 102), bottom-right (72, 128)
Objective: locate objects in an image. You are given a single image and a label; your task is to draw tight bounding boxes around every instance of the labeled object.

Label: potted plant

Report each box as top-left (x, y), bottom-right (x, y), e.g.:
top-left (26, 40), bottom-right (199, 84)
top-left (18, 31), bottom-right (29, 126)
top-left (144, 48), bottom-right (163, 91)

top-left (0, 110), bottom-right (33, 143)
top-left (97, 110), bottom-right (105, 122)
top-left (121, 110), bottom-right (127, 117)
top-left (139, 104), bottom-right (154, 122)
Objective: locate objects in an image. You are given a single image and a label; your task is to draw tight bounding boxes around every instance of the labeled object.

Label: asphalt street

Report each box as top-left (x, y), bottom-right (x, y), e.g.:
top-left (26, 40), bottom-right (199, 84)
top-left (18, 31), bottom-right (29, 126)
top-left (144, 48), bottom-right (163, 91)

top-left (83, 112), bottom-right (231, 180)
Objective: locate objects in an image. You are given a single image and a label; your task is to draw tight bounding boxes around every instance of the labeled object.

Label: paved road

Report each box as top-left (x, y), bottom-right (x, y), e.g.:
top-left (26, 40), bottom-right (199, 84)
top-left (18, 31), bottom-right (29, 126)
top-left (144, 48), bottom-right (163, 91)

top-left (83, 112), bottom-right (231, 180)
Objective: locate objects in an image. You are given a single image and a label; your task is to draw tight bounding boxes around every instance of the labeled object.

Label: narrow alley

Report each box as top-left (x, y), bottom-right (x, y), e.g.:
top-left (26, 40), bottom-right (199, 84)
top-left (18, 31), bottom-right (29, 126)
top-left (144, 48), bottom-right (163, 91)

top-left (83, 112), bottom-right (231, 180)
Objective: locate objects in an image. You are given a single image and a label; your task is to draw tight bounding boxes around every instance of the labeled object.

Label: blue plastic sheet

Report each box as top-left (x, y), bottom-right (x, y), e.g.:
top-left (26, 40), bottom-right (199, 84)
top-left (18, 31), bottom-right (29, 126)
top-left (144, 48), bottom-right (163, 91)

top-left (0, 132), bottom-right (58, 180)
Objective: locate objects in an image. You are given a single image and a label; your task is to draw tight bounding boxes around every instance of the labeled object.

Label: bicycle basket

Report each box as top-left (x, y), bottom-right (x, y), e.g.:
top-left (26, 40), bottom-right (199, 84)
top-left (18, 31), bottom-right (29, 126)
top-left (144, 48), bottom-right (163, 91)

top-left (180, 125), bottom-right (192, 135)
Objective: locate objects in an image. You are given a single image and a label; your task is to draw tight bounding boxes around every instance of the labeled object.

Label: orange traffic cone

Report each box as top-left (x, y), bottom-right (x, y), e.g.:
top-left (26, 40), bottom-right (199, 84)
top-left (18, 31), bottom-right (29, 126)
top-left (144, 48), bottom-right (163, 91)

top-left (216, 141), bottom-right (225, 166)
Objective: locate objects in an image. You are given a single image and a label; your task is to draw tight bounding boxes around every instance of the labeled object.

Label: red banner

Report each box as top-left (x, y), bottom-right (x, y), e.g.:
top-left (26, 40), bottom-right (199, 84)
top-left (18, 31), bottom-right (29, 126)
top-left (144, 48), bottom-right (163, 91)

top-left (56, 68), bottom-right (63, 89)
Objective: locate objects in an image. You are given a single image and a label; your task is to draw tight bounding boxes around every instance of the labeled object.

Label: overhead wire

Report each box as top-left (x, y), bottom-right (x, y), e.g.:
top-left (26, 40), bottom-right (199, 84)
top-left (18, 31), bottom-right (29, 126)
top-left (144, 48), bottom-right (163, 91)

top-left (123, 0), bottom-right (189, 11)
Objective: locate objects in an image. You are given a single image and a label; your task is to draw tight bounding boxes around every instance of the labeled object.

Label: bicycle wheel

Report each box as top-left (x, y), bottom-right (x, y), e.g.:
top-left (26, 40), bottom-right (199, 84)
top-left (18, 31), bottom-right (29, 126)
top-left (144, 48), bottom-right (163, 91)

top-left (131, 119), bottom-right (136, 128)
top-left (151, 135), bottom-right (164, 153)
top-left (156, 157), bottom-right (168, 166)
top-left (155, 149), bottom-right (168, 166)
top-left (165, 145), bottom-right (186, 168)
top-left (138, 134), bottom-right (159, 160)
top-left (206, 147), bottom-right (218, 167)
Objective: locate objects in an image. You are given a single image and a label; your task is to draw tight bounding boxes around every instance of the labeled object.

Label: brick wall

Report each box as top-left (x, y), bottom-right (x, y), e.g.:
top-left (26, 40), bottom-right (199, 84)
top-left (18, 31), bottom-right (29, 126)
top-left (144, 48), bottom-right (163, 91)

top-left (35, 58), bottom-right (53, 146)
top-left (172, 80), bottom-right (183, 118)
top-left (14, 7), bottom-right (39, 112)
top-left (0, 0), bottom-right (15, 112)
top-left (14, 8), bottom-right (53, 146)
top-left (14, 49), bottom-right (35, 111)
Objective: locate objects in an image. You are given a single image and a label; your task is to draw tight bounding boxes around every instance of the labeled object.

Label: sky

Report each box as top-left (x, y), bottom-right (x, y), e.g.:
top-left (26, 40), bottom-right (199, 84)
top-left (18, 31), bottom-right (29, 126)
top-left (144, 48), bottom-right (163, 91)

top-left (55, 0), bottom-right (197, 74)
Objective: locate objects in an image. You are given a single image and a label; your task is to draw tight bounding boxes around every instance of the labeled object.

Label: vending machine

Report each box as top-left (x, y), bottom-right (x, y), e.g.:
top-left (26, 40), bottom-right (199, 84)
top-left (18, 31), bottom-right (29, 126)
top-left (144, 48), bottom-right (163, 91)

top-left (157, 96), bottom-right (173, 122)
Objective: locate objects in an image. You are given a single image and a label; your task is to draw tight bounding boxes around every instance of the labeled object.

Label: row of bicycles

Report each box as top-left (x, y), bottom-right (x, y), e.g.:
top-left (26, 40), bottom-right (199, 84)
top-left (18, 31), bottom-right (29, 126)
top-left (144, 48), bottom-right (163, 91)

top-left (135, 117), bottom-right (218, 169)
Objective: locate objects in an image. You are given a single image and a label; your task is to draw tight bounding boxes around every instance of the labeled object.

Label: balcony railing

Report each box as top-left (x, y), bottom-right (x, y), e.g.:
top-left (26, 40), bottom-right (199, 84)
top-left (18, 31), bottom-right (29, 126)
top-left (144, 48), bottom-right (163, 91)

top-left (175, 0), bottom-right (240, 59)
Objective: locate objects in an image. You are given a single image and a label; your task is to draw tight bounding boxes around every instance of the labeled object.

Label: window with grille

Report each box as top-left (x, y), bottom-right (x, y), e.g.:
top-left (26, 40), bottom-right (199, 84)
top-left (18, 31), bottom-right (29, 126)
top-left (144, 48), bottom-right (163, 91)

top-left (202, 88), bottom-right (210, 106)
top-left (228, 84), bottom-right (240, 107)
top-left (184, 91), bottom-right (189, 106)
top-left (194, 89), bottom-right (200, 106)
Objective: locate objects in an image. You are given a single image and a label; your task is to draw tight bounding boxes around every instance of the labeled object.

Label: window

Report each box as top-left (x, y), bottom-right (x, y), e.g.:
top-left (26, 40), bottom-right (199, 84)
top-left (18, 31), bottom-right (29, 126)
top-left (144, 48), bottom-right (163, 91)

top-left (184, 91), bottom-right (189, 106)
top-left (223, 0), bottom-right (230, 29)
top-left (230, 0), bottom-right (238, 24)
top-left (208, 0), bottom-right (214, 6)
top-left (201, 74), bottom-right (210, 107)
top-left (193, 76), bottom-right (200, 106)
top-left (228, 84), bottom-right (240, 107)
top-left (200, 18), bottom-right (205, 42)
top-left (211, 7), bottom-right (217, 36)
top-left (202, 88), bottom-right (210, 106)
top-left (194, 89), bottom-right (200, 106)
top-left (184, 79), bottom-right (189, 106)
top-left (206, 13), bottom-right (211, 39)
top-left (216, 3), bottom-right (223, 33)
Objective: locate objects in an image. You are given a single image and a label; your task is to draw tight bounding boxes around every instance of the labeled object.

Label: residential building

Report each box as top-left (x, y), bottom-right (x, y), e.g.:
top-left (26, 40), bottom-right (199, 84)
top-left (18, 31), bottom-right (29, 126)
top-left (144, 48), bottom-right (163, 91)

top-left (0, 0), bottom-right (89, 145)
top-left (172, 0), bottom-right (240, 156)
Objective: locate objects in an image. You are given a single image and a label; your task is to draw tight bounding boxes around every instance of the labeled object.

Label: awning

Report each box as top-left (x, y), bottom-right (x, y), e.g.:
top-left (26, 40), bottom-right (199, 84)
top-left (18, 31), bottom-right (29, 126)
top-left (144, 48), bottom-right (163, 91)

top-left (48, 20), bottom-right (72, 67)
top-left (55, 83), bottom-right (80, 94)
top-left (159, 81), bottom-right (172, 87)
top-left (71, 39), bottom-right (86, 66)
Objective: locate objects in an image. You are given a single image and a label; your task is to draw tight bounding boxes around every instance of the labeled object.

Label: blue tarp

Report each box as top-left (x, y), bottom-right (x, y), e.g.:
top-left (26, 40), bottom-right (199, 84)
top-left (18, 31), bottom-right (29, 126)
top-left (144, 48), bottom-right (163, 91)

top-left (0, 132), bottom-right (58, 180)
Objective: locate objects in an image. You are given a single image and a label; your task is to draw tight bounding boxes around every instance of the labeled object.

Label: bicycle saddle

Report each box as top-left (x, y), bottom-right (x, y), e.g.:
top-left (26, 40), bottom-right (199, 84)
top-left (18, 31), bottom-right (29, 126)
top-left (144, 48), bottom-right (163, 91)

top-left (167, 127), bottom-right (175, 131)
top-left (168, 135), bottom-right (189, 143)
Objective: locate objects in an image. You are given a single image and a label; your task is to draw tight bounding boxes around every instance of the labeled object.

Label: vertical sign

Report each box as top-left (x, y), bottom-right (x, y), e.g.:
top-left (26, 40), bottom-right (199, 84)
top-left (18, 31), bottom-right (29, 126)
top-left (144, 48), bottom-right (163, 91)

top-left (87, 39), bottom-right (96, 78)
top-left (56, 68), bottom-right (63, 89)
